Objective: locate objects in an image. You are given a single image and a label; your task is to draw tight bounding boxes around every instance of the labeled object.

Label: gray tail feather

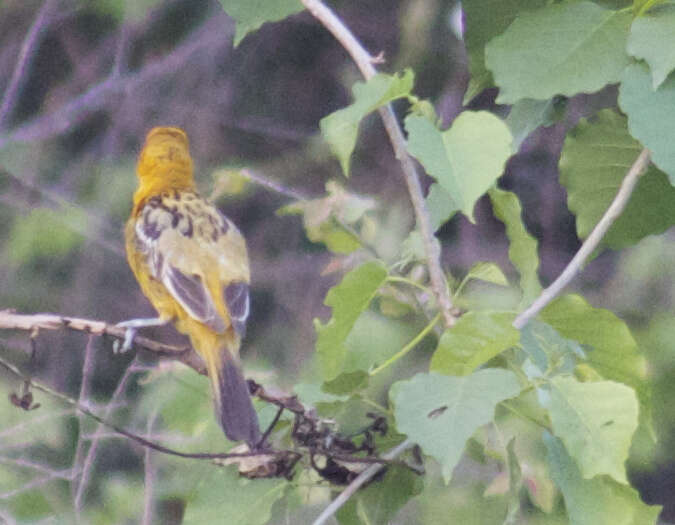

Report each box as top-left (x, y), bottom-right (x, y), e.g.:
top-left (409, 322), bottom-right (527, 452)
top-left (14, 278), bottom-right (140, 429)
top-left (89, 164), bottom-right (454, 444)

top-left (218, 358), bottom-right (261, 447)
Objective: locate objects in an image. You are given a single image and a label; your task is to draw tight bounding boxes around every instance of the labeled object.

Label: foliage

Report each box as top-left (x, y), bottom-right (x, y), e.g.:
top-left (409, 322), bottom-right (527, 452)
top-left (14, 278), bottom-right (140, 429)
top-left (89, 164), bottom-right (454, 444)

top-left (1, 0), bottom-right (674, 523)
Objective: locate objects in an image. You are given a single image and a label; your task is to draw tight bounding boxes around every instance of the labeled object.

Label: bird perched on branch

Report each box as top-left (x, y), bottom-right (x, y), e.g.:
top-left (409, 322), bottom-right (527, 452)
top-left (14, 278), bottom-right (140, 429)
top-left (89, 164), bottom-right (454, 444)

top-left (118, 126), bottom-right (261, 447)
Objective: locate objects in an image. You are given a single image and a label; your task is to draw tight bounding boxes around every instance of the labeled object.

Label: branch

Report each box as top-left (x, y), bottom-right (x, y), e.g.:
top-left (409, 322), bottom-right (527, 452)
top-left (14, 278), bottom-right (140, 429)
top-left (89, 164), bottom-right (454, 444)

top-left (0, 310), bottom-right (204, 373)
top-left (0, 0), bottom-right (60, 131)
top-left (0, 13), bottom-right (228, 150)
top-left (513, 148), bottom-right (651, 330)
top-left (312, 439), bottom-right (414, 525)
top-left (301, 0), bottom-right (456, 328)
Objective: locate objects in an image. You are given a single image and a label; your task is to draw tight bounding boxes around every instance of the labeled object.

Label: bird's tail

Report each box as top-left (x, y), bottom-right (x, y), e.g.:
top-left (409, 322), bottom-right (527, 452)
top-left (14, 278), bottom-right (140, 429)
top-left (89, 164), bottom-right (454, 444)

top-left (201, 338), bottom-right (261, 447)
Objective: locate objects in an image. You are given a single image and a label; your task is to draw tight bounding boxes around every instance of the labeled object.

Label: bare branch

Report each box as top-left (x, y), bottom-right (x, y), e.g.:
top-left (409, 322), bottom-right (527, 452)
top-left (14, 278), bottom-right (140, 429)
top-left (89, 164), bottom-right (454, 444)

top-left (300, 0), bottom-right (456, 328)
top-left (312, 439), bottom-right (414, 525)
top-left (0, 0), bottom-right (60, 131)
top-left (0, 13), bottom-right (228, 150)
top-left (513, 148), bottom-right (651, 330)
top-left (0, 310), bottom-right (204, 373)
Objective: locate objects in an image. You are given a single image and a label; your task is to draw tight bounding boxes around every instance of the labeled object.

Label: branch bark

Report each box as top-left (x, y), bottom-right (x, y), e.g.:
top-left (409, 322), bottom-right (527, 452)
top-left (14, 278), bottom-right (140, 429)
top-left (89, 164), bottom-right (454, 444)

top-left (301, 0), bottom-right (456, 328)
top-left (513, 148), bottom-right (651, 329)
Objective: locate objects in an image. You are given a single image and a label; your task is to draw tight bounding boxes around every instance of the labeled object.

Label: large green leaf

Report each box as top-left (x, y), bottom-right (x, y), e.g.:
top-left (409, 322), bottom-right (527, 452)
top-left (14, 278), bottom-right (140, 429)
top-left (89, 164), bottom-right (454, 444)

top-left (485, 2), bottom-right (632, 103)
top-left (218, 0), bottom-right (304, 46)
top-left (320, 70), bottom-right (415, 176)
top-left (627, 5), bottom-right (675, 89)
top-left (619, 62), bottom-right (675, 184)
top-left (315, 261), bottom-right (388, 381)
top-left (544, 434), bottom-right (661, 525)
top-left (547, 376), bottom-right (639, 484)
top-left (430, 311), bottom-right (519, 376)
top-left (488, 188), bottom-right (542, 306)
top-left (405, 111), bottom-right (512, 221)
top-left (560, 109), bottom-right (675, 249)
top-left (462, 0), bottom-right (547, 102)
top-left (540, 295), bottom-right (650, 408)
top-left (391, 370), bottom-right (521, 482)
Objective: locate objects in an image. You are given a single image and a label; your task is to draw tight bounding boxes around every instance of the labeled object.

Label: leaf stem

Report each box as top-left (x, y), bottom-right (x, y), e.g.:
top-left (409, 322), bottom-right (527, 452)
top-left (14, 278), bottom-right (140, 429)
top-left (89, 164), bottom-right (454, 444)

top-left (369, 313), bottom-right (441, 376)
top-left (301, 0), bottom-right (456, 328)
top-left (512, 148), bottom-right (651, 330)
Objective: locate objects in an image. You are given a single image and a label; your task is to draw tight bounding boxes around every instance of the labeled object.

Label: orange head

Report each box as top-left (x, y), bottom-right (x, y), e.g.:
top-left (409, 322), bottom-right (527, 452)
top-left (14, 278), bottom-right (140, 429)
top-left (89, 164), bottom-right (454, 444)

top-left (134, 126), bottom-right (195, 207)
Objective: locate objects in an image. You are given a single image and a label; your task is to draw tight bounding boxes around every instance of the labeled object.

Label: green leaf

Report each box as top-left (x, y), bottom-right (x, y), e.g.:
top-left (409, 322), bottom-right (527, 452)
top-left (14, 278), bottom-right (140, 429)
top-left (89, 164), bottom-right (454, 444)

top-left (218, 0), bottom-right (304, 46)
top-left (488, 188), bottom-right (542, 306)
top-left (320, 70), bottom-right (415, 176)
top-left (336, 466), bottom-right (423, 525)
top-left (390, 369), bottom-right (521, 482)
top-left (505, 97), bottom-right (564, 151)
top-left (619, 62), bottom-right (675, 184)
top-left (426, 183), bottom-right (459, 232)
top-left (464, 262), bottom-right (509, 288)
top-left (485, 2), bottom-right (632, 103)
top-left (462, 0), bottom-right (548, 103)
top-left (315, 261), bottom-right (388, 381)
top-left (540, 295), bottom-right (650, 409)
top-left (405, 111), bottom-right (512, 221)
top-left (431, 311), bottom-right (519, 376)
top-left (560, 109), bottom-right (675, 249)
top-left (183, 466), bottom-right (288, 524)
top-left (6, 207), bottom-right (84, 264)
top-left (546, 376), bottom-right (639, 484)
top-left (627, 5), bottom-right (675, 88)
top-left (520, 320), bottom-right (584, 377)
top-left (544, 434), bottom-right (661, 525)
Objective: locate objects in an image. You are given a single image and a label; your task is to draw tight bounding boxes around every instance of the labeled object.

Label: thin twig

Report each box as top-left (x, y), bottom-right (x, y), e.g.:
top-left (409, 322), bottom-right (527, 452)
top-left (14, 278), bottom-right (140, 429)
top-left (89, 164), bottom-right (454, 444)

top-left (72, 335), bottom-right (97, 519)
top-left (0, 0), bottom-right (60, 130)
top-left (0, 354), bottom-right (290, 462)
top-left (312, 439), bottom-right (413, 525)
top-left (74, 356), bottom-right (142, 508)
top-left (141, 411), bottom-right (158, 525)
top-left (513, 148), bottom-right (651, 330)
top-left (300, 0), bottom-right (456, 328)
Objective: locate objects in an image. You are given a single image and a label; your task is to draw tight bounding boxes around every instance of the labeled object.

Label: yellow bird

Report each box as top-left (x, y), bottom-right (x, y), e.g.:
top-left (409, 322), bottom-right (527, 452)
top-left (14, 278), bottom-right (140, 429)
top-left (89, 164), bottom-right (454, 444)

top-left (118, 126), bottom-right (261, 447)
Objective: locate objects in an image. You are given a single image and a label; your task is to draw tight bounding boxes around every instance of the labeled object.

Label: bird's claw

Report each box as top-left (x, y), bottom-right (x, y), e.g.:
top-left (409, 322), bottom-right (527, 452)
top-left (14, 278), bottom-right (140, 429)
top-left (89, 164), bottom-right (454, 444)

top-left (113, 324), bottom-right (138, 354)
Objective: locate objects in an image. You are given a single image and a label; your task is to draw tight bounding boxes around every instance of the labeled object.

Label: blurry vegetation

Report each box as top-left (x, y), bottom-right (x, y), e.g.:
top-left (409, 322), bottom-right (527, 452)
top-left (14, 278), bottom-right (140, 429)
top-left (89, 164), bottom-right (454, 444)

top-left (0, 0), bottom-right (674, 524)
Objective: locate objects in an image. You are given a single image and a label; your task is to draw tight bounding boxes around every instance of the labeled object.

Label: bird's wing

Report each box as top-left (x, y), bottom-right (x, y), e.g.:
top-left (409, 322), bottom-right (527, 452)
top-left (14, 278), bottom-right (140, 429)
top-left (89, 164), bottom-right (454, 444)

top-left (133, 192), bottom-right (250, 336)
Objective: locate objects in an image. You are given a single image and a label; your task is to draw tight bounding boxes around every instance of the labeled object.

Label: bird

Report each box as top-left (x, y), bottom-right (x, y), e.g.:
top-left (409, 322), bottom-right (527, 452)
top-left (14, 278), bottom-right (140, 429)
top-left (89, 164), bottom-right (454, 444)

top-left (117, 126), bottom-right (261, 448)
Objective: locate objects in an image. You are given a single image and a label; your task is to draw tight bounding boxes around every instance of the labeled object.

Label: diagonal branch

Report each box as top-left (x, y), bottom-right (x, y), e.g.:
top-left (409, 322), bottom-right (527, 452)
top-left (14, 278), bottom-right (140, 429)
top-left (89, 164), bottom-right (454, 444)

top-left (312, 439), bottom-right (414, 525)
top-left (513, 148), bottom-right (651, 330)
top-left (0, 0), bottom-right (61, 131)
top-left (301, 0), bottom-right (456, 328)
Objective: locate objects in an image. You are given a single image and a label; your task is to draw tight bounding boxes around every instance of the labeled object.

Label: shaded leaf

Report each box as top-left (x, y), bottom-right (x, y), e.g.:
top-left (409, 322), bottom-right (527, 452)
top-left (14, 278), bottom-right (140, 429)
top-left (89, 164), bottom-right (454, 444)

top-left (336, 466), bottom-right (423, 525)
top-left (544, 434), bottom-right (661, 525)
top-left (560, 109), bottom-right (675, 249)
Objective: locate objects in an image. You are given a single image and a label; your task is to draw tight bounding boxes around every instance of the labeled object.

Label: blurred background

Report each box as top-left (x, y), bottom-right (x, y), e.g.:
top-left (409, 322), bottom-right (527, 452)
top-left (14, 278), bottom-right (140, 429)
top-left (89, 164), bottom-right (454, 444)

top-left (0, 0), bottom-right (673, 522)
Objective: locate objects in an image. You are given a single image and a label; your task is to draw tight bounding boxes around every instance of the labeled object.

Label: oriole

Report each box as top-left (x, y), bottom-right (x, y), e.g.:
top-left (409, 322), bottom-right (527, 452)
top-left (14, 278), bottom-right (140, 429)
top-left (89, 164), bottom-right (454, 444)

top-left (119, 126), bottom-right (261, 447)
